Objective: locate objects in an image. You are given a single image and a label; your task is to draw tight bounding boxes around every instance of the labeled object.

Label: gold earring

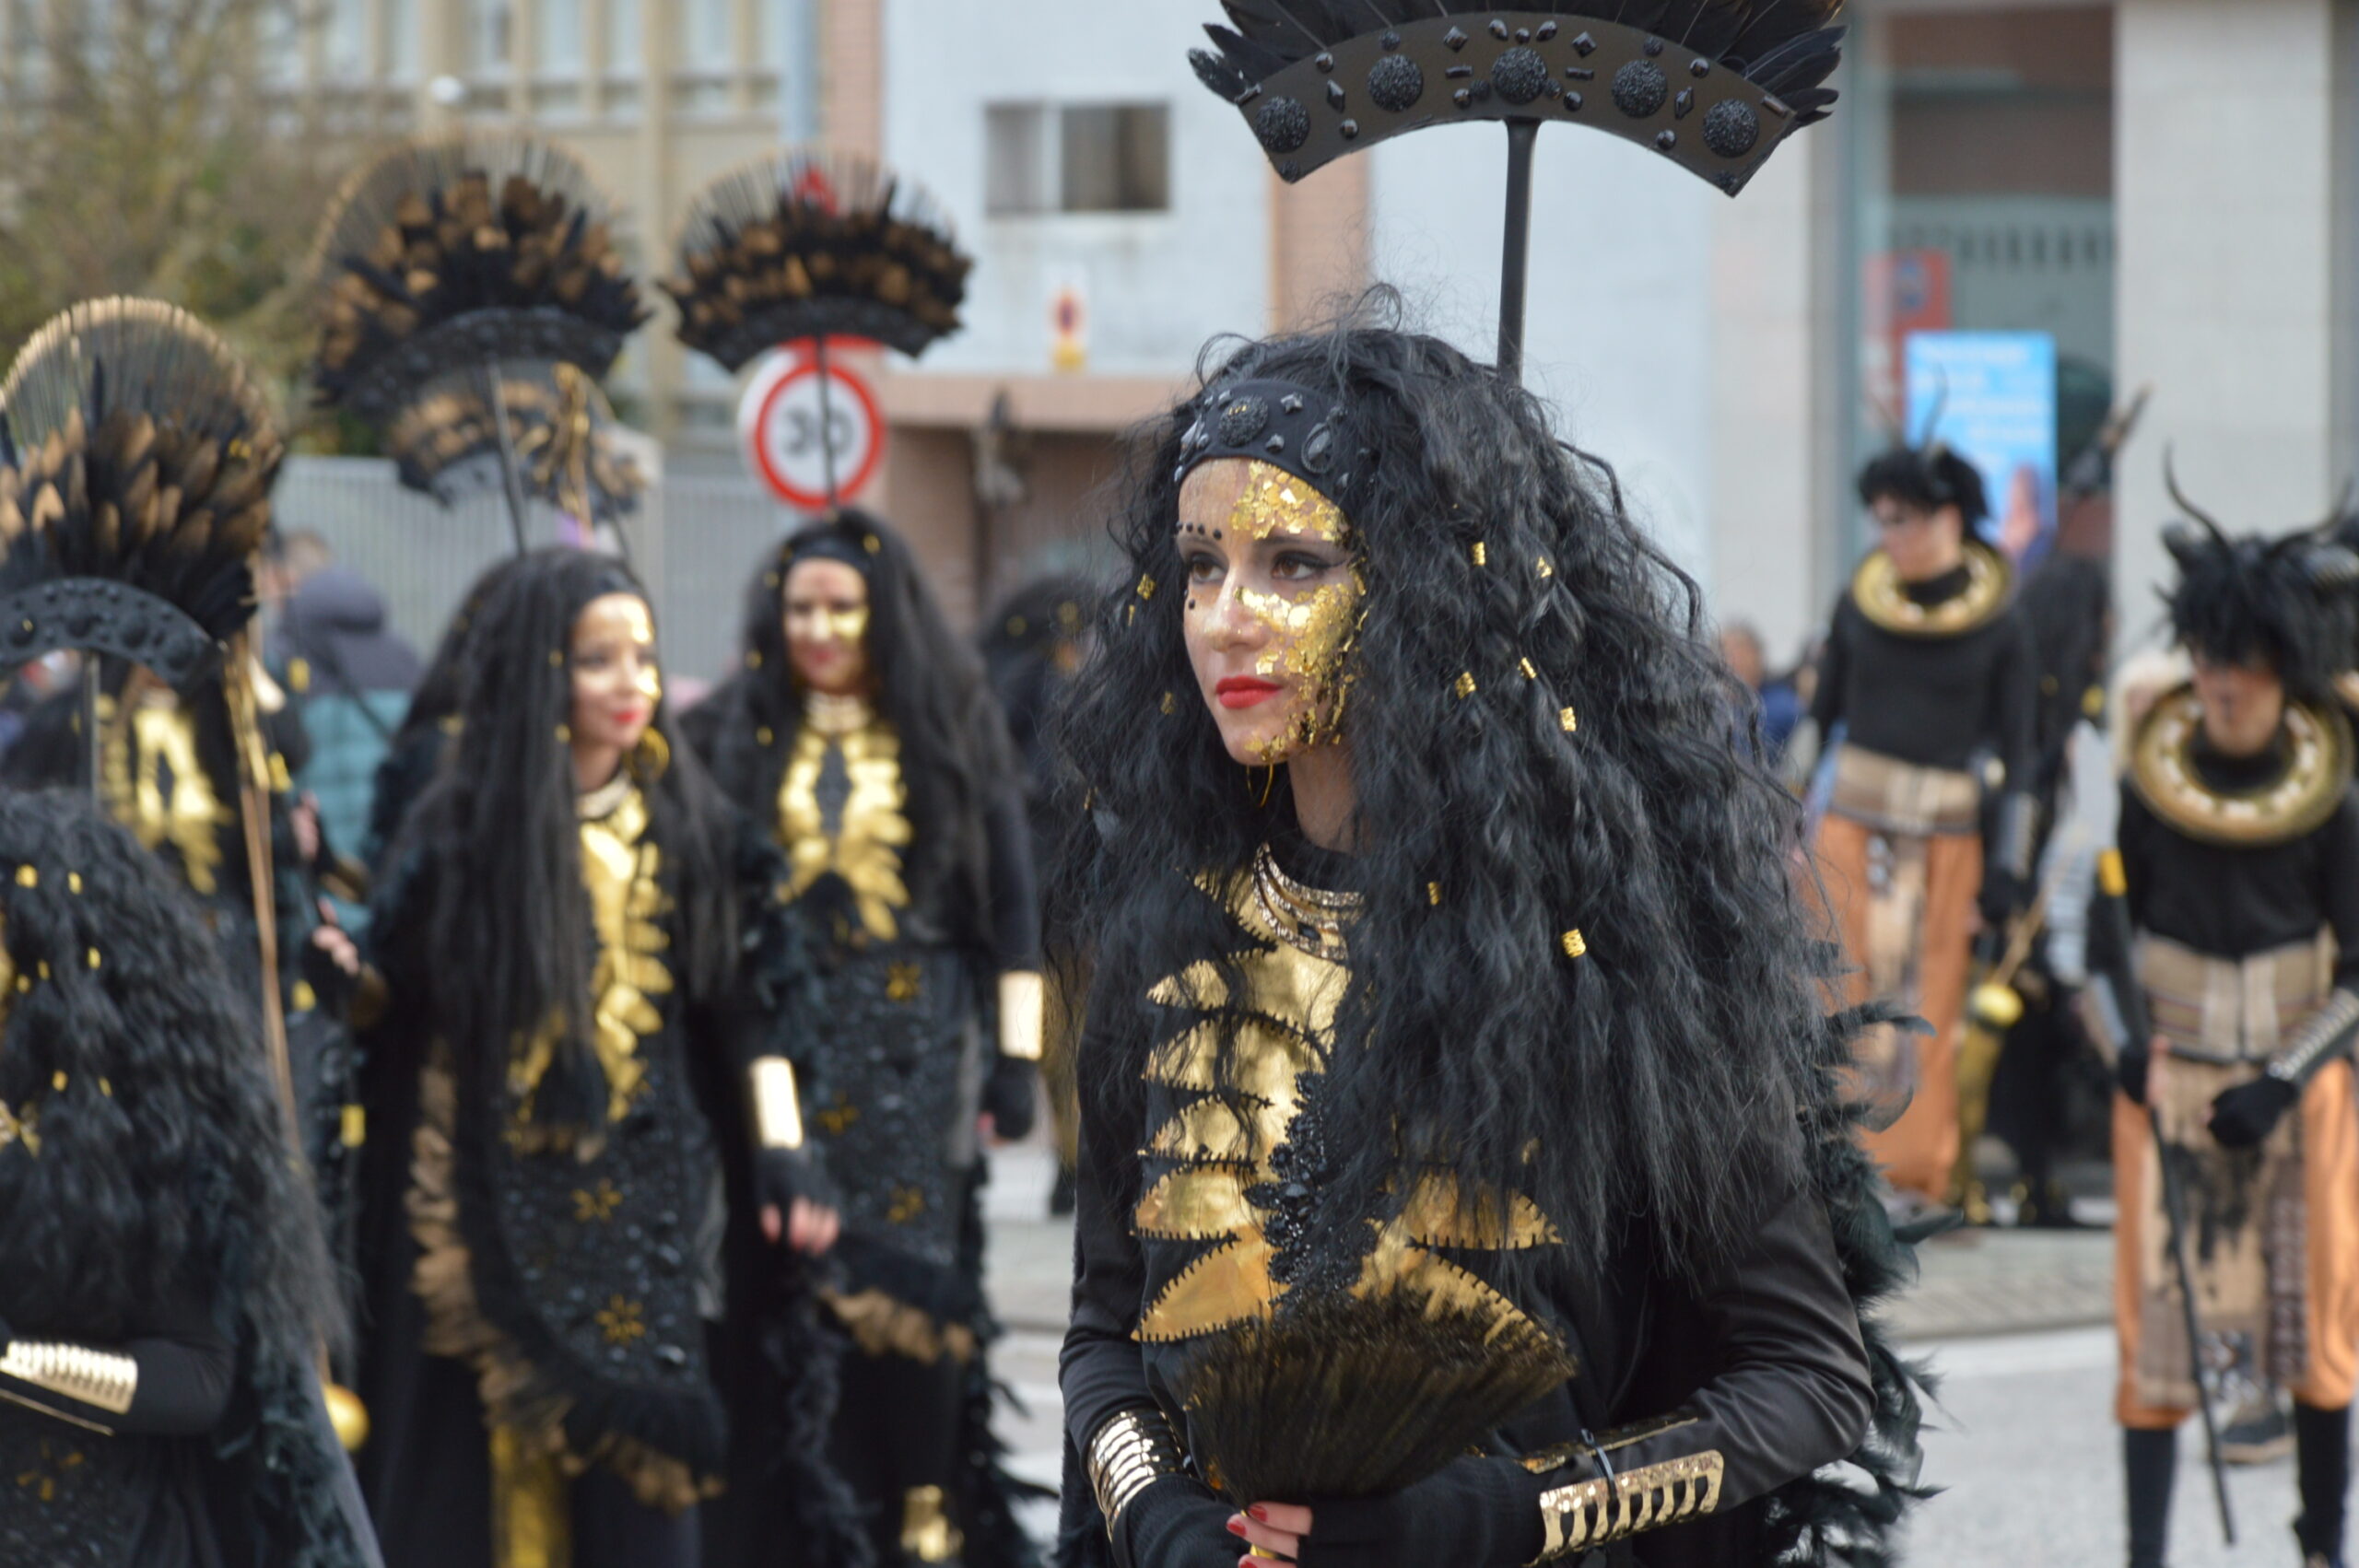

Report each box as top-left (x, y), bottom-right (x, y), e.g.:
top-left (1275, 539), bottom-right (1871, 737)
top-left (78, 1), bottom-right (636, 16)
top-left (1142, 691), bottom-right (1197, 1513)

top-left (633, 727), bottom-right (672, 784)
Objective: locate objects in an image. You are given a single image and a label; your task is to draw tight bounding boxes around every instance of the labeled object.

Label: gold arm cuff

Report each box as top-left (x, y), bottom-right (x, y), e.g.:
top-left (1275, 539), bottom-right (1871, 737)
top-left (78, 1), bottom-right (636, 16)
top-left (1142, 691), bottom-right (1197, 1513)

top-left (1531, 1450), bottom-right (1724, 1562)
top-left (751, 1056), bottom-right (805, 1150)
top-left (1086, 1406), bottom-right (1188, 1535)
top-left (999, 970), bottom-right (1046, 1062)
top-left (0, 1339), bottom-right (138, 1416)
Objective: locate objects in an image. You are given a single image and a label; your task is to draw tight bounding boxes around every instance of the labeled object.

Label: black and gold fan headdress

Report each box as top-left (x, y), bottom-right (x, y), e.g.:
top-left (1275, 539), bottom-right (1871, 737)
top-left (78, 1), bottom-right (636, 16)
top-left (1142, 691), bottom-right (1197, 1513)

top-left (0, 298), bottom-right (282, 688)
top-left (663, 146), bottom-right (971, 374)
top-left (1189, 2), bottom-right (1845, 375)
top-left (307, 134), bottom-right (648, 550)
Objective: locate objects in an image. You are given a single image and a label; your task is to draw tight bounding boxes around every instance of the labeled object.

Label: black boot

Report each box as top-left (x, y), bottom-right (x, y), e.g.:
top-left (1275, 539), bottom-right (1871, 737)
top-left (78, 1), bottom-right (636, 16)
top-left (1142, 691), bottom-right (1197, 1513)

top-left (2125, 1427), bottom-right (2176, 1568)
top-left (2296, 1402), bottom-right (2352, 1566)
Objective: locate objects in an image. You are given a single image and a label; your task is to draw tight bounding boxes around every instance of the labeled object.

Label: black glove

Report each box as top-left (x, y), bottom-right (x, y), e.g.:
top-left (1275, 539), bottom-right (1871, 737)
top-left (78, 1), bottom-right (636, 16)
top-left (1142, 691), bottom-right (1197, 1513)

top-left (1295, 1457), bottom-right (1546, 1568)
top-left (754, 1145), bottom-right (836, 1223)
top-left (2116, 1040), bottom-right (2152, 1106)
top-left (1113, 1474), bottom-right (1238, 1568)
top-left (983, 1056), bottom-right (1039, 1141)
top-left (2210, 1075), bottom-right (2300, 1150)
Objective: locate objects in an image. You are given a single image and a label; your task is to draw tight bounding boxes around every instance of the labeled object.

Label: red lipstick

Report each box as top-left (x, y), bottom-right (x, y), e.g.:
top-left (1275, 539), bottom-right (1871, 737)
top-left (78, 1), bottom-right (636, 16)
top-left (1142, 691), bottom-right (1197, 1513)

top-left (1215, 677), bottom-right (1283, 709)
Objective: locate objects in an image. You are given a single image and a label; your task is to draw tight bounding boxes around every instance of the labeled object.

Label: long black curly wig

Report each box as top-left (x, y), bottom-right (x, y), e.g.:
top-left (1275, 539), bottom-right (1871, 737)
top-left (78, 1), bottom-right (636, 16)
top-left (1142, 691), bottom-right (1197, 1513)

top-left (691, 509), bottom-right (1014, 943)
top-left (396, 546), bottom-right (741, 1139)
top-left (0, 788), bottom-right (334, 1343)
top-left (1056, 309), bottom-right (1858, 1285)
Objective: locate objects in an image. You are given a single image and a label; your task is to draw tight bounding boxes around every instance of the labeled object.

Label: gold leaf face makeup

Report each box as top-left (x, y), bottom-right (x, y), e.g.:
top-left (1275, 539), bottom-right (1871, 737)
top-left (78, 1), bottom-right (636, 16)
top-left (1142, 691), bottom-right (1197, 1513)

top-left (782, 557), bottom-right (874, 696)
top-left (1176, 458), bottom-right (1364, 766)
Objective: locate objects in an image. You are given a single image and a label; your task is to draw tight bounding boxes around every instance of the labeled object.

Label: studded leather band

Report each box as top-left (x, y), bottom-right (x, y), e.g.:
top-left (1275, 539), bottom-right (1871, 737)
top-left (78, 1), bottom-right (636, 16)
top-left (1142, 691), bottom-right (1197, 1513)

top-left (1086, 1406), bottom-right (1189, 1535)
top-left (0, 1339), bottom-right (138, 1416)
top-left (2269, 989), bottom-right (2359, 1087)
top-left (998, 971), bottom-right (1046, 1062)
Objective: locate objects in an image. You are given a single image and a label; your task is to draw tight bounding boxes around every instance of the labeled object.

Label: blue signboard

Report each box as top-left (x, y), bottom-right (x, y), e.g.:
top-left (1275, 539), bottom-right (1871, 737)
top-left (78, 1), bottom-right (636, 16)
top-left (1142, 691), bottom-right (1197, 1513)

top-left (1904, 331), bottom-right (2059, 568)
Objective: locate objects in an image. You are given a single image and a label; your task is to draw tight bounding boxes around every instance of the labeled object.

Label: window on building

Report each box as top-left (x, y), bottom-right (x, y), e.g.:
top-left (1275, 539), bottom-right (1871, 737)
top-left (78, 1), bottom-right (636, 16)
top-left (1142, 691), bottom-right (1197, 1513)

top-left (470, 0), bottom-right (511, 77)
top-left (679, 0), bottom-right (731, 69)
top-left (382, 0), bottom-right (420, 80)
top-left (538, 0), bottom-right (583, 75)
top-left (987, 102), bottom-right (1171, 216)
top-left (604, 0), bottom-right (640, 75)
top-left (1062, 104), bottom-right (1170, 212)
top-left (323, 0), bottom-right (368, 80)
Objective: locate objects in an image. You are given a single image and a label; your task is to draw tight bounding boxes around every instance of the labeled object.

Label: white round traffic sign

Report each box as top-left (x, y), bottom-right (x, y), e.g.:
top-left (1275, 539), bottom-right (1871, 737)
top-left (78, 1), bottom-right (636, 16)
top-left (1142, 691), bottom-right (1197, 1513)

top-left (737, 345), bottom-right (885, 510)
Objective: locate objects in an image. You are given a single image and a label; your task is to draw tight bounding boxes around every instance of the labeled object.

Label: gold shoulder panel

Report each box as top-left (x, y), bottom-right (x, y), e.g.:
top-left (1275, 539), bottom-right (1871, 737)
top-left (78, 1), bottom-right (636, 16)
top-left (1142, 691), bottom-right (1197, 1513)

top-left (1849, 540), bottom-right (2012, 639)
top-left (2127, 685), bottom-right (2354, 848)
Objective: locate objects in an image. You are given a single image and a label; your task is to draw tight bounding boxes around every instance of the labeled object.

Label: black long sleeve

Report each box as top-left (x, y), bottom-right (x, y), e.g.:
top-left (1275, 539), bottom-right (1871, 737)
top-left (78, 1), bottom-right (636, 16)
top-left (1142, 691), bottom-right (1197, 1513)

top-left (2120, 780), bottom-right (2359, 987)
top-left (1059, 1013), bottom-right (1156, 1457)
top-left (1, 1293), bottom-right (236, 1438)
top-left (983, 766), bottom-right (1043, 977)
top-left (1815, 592), bottom-right (2038, 777)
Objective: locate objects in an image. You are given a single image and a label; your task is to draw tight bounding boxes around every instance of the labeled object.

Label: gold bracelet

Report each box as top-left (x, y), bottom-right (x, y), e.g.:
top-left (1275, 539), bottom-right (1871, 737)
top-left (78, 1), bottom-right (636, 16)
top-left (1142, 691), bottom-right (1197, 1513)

top-left (0, 1339), bottom-right (138, 1416)
top-left (1086, 1406), bottom-right (1188, 1534)
top-left (1531, 1451), bottom-right (1724, 1561)
top-left (750, 1057), bottom-right (805, 1149)
top-left (999, 970), bottom-right (1046, 1062)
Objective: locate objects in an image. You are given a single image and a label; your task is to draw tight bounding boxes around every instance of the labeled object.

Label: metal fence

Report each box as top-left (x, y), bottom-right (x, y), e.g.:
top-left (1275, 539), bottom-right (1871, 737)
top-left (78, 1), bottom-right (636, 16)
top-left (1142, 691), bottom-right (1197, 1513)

top-left (273, 455), bottom-right (799, 690)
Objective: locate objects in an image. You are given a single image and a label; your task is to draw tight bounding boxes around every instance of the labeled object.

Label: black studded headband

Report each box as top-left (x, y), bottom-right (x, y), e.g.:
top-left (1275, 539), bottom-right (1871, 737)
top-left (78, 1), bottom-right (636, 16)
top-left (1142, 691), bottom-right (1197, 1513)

top-left (1174, 378), bottom-right (1370, 511)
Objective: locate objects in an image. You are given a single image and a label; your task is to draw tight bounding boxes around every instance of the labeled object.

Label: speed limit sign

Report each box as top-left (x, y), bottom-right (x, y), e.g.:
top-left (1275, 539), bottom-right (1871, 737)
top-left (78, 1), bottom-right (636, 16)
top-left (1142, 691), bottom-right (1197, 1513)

top-left (737, 345), bottom-right (886, 510)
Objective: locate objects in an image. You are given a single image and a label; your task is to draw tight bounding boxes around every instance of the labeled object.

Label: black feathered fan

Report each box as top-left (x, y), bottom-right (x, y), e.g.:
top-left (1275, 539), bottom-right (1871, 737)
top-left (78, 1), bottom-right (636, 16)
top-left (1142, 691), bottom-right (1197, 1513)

top-left (1189, 1), bottom-right (1847, 377)
top-left (387, 362), bottom-right (645, 529)
top-left (306, 132), bottom-right (649, 550)
top-left (665, 146), bottom-right (971, 505)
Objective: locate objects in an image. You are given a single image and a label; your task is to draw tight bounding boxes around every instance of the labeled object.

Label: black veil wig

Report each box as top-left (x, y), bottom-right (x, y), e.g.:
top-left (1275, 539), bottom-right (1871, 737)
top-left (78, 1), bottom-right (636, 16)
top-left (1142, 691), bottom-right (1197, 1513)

top-left (1054, 301), bottom-right (1849, 1283)
top-left (2163, 521), bottom-right (2358, 704)
top-left (401, 547), bottom-right (739, 1138)
top-left (0, 789), bottom-right (335, 1350)
top-left (1857, 443), bottom-right (1991, 533)
top-left (698, 510), bottom-right (1013, 942)
top-left (392, 554), bottom-right (535, 753)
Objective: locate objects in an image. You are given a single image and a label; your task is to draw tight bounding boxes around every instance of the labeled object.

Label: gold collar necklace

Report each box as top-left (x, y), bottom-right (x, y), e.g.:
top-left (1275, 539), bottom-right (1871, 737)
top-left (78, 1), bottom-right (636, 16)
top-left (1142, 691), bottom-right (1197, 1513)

top-left (1250, 842), bottom-right (1360, 963)
top-left (2128, 683), bottom-right (2354, 848)
top-left (804, 690), bottom-right (874, 736)
top-left (1850, 541), bottom-right (2011, 638)
top-left (578, 769), bottom-right (636, 821)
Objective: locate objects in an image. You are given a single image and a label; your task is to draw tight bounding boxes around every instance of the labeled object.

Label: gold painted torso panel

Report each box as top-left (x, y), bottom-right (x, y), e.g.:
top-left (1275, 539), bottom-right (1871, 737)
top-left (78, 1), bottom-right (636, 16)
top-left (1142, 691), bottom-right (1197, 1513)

top-left (775, 701), bottom-right (913, 942)
top-left (1133, 866), bottom-right (1560, 1345)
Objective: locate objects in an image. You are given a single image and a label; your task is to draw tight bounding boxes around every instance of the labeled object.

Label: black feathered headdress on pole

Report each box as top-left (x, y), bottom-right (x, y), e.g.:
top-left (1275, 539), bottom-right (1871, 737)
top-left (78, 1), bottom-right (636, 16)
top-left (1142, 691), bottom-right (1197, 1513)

top-left (386, 361), bottom-right (645, 531)
top-left (305, 133), bottom-right (649, 553)
top-left (1189, 2), bottom-right (1846, 380)
top-left (664, 146), bottom-right (972, 507)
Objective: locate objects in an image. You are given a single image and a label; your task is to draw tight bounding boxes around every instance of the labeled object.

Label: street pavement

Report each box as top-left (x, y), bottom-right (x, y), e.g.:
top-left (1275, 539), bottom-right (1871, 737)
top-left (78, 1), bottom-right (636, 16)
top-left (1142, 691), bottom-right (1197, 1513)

top-left (975, 1148), bottom-right (2303, 1567)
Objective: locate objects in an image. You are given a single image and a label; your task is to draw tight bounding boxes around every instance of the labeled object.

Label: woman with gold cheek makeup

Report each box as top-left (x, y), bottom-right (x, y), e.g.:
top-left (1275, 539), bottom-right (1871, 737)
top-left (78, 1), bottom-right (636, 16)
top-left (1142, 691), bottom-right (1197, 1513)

top-left (682, 513), bottom-right (1044, 1568)
top-left (346, 548), bottom-right (850, 1568)
top-left (1052, 319), bottom-right (1932, 1568)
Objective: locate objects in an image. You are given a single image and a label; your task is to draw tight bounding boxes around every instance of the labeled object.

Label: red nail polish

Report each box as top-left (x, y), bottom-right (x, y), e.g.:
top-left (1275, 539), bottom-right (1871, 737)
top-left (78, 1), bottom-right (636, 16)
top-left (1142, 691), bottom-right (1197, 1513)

top-left (1248, 1506), bottom-right (1269, 1523)
top-left (1226, 1519), bottom-right (1247, 1538)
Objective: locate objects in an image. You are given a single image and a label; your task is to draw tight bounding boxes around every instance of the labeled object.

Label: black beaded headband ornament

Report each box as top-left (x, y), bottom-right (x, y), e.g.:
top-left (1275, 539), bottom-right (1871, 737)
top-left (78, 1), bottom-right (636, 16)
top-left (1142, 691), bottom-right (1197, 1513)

top-left (1189, 3), bottom-right (1846, 380)
top-left (1174, 378), bottom-right (1372, 511)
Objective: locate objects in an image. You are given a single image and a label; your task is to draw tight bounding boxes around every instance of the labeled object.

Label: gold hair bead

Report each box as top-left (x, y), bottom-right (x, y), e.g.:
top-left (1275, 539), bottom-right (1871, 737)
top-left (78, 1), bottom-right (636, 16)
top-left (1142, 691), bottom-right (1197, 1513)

top-left (11, 975), bottom-right (26, 993)
top-left (292, 979), bottom-right (317, 1012)
top-left (14, 866), bottom-right (33, 887)
top-left (1561, 930), bottom-right (1588, 959)
top-left (36, 962), bottom-right (49, 980)
top-left (1126, 603), bottom-right (1139, 626)
top-left (756, 726), bottom-right (775, 746)
top-left (51, 1070), bottom-right (65, 1091)
top-left (556, 724), bottom-right (572, 743)
top-left (1536, 556), bottom-right (1555, 579)
top-left (1559, 707), bottom-right (1579, 733)
top-left (1472, 541), bottom-right (1488, 567)
top-left (1159, 692), bottom-right (1176, 715)
top-left (1136, 574), bottom-right (1156, 601)
top-left (1428, 882), bottom-right (1443, 906)
top-left (863, 533), bottom-right (882, 554)
top-left (99, 1078), bottom-right (111, 1097)
top-left (1455, 672), bottom-right (1477, 698)
top-left (549, 649), bottom-right (565, 667)
top-left (1520, 657), bottom-right (1538, 681)
top-left (84, 949), bottom-right (99, 970)
top-left (746, 650), bottom-right (764, 670)
top-left (65, 873), bottom-right (80, 895)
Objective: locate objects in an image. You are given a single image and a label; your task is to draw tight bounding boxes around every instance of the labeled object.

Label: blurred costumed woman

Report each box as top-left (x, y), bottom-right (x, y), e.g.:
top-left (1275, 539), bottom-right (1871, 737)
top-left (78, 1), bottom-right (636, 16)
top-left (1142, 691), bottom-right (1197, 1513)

top-left (0, 790), bottom-right (376, 1567)
top-left (686, 512), bottom-right (1043, 1568)
top-left (347, 548), bottom-right (851, 1568)
top-left (1054, 318), bottom-right (1929, 1568)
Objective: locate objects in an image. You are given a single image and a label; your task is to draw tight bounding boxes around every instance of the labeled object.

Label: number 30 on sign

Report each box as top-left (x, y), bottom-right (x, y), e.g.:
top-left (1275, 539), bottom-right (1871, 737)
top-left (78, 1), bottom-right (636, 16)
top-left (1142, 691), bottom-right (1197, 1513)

top-left (737, 343), bottom-right (886, 512)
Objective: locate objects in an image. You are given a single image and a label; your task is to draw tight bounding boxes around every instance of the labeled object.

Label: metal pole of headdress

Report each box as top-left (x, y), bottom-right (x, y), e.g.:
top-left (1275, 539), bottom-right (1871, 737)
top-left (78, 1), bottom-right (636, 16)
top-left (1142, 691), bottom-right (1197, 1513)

top-left (813, 334), bottom-right (842, 508)
top-left (1497, 119), bottom-right (1541, 385)
top-left (79, 656), bottom-right (102, 802)
top-left (483, 357), bottom-right (533, 556)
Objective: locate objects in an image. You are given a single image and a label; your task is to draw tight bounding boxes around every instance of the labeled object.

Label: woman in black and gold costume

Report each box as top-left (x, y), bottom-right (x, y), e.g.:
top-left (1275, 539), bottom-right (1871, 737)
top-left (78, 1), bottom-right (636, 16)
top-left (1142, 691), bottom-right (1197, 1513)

top-left (1054, 321), bottom-right (1929, 1568)
top-left (0, 789), bottom-right (376, 1567)
top-left (686, 512), bottom-right (1043, 1568)
top-left (348, 547), bottom-right (849, 1568)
